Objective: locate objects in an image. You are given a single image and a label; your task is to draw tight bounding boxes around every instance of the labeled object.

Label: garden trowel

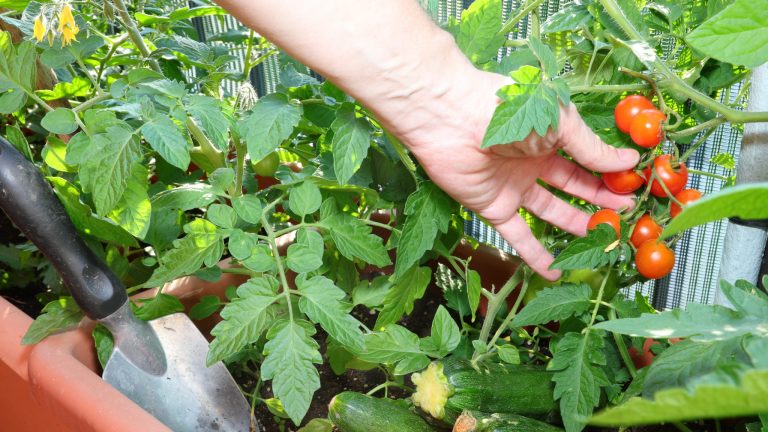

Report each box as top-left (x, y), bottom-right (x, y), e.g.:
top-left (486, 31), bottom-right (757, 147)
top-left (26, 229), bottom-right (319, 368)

top-left (0, 136), bottom-right (253, 432)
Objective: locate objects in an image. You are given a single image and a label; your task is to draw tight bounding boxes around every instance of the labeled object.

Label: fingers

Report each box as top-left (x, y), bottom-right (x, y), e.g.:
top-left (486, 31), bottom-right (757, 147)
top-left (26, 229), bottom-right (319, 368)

top-left (557, 104), bottom-right (640, 172)
top-left (539, 155), bottom-right (636, 210)
top-left (494, 214), bottom-right (561, 280)
top-left (521, 184), bottom-right (589, 236)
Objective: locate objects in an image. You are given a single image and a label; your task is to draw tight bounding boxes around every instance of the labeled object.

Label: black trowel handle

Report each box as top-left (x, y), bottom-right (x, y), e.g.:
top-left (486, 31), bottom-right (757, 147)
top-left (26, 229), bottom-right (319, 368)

top-left (0, 136), bottom-right (127, 319)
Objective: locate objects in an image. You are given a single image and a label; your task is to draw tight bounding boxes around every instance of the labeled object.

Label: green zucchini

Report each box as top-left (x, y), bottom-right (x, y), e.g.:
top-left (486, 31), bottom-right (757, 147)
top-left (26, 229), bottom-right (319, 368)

top-left (328, 391), bottom-right (437, 432)
top-left (411, 359), bottom-right (556, 424)
top-left (453, 411), bottom-right (563, 432)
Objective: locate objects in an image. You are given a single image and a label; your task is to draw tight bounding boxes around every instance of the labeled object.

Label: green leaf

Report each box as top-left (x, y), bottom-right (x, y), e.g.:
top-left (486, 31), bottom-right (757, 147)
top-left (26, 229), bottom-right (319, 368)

top-left (261, 320), bottom-right (322, 425)
top-left (189, 295), bottom-right (222, 320)
top-left (297, 275), bottom-right (365, 351)
top-left (22, 297), bottom-right (83, 345)
top-left (687, 0), bottom-right (768, 67)
top-left (241, 244), bottom-right (276, 272)
top-left (512, 283), bottom-right (593, 326)
top-left (394, 182), bottom-right (455, 277)
top-left (208, 276), bottom-right (279, 364)
top-left (133, 293), bottom-right (185, 321)
top-left (375, 266), bottom-right (432, 329)
top-left (289, 181), bottom-right (322, 217)
top-left (136, 5), bottom-right (227, 25)
top-left (228, 229), bottom-right (259, 260)
top-left (663, 183), bottom-right (768, 238)
top-left (42, 135), bottom-right (74, 172)
top-left (0, 37), bottom-right (35, 113)
top-left (550, 225), bottom-right (621, 270)
top-left (710, 152), bottom-right (736, 170)
top-left (331, 103), bottom-right (372, 185)
top-left (457, 0), bottom-right (505, 65)
top-left (141, 115), bottom-right (191, 170)
top-left (287, 229), bottom-right (325, 273)
top-left (187, 95), bottom-right (230, 151)
top-left (590, 369), bottom-right (768, 426)
top-left (721, 279), bottom-right (768, 317)
top-left (352, 276), bottom-right (392, 308)
top-left (298, 418), bottom-right (334, 432)
top-left (144, 219), bottom-right (224, 287)
top-left (207, 203), bottom-right (237, 229)
top-left (549, 331), bottom-right (611, 432)
top-left (481, 66), bottom-right (560, 148)
top-left (240, 93), bottom-right (302, 162)
top-left (542, 3), bottom-right (591, 34)
top-left (319, 206), bottom-right (391, 267)
top-left (593, 303), bottom-right (768, 341)
top-left (209, 167), bottom-right (235, 193)
top-left (497, 344), bottom-right (521, 364)
top-left (48, 177), bottom-right (137, 246)
top-left (5, 124), bottom-right (33, 161)
top-left (151, 184), bottom-right (219, 211)
top-left (37, 76), bottom-right (92, 101)
top-left (357, 324), bottom-right (430, 375)
top-left (430, 305), bottom-right (461, 357)
top-left (231, 194), bottom-right (263, 224)
top-left (92, 325), bottom-right (114, 370)
top-left (528, 37), bottom-right (559, 78)
top-left (41, 108), bottom-right (78, 134)
top-left (466, 269), bottom-right (481, 322)
top-left (642, 337), bottom-right (750, 396)
top-left (108, 163), bottom-right (151, 239)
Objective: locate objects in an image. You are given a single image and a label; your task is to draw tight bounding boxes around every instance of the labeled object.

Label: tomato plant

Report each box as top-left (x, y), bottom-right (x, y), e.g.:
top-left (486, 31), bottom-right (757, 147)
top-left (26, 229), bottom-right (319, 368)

top-left (629, 214), bottom-right (662, 249)
top-left (643, 155), bottom-right (689, 198)
top-left (602, 169), bottom-right (644, 194)
top-left (670, 189), bottom-right (703, 218)
top-left (635, 241), bottom-right (675, 279)
top-left (587, 209), bottom-right (621, 237)
top-left (614, 95), bottom-right (655, 134)
top-left (629, 109), bottom-right (666, 148)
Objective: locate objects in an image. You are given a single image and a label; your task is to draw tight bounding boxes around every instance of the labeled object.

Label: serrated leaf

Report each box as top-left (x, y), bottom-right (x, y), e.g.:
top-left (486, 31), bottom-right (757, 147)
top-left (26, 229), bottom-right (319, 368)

top-left (287, 229), bottom-right (324, 273)
top-left (320, 207), bottom-right (391, 267)
top-left (528, 37), bottom-right (559, 78)
top-left (357, 324), bottom-right (429, 374)
top-left (549, 331), bottom-right (611, 432)
top-left (289, 181), bottom-right (322, 217)
top-left (151, 183), bottom-right (219, 211)
top-left (481, 66), bottom-right (560, 148)
top-left (189, 295), bottom-right (222, 320)
top-left (22, 297), bottom-right (83, 345)
top-left (542, 3), bottom-right (591, 34)
top-left (144, 219), bottom-right (223, 287)
top-left (108, 163), bottom-right (151, 238)
top-left (720, 279), bottom-right (768, 317)
top-left (457, 0), bottom-right (505, 64)
top-left (375, 266), bottom-right (432, 329)
top-left (208, 276), bottom-right (279, 364)
top-left (141, 115), bottom-right (191, 170)
top-left (593, 303), bottom-right (768, 341)
top-left (687, 0), bottom-right (768, 67)
top-left (394, 182), bottom-right (455, 277)
top-left (663, 183), bottom-right (768, 238)
top-left (550, 225), bottom-right (621, 270)
top-left (512, 283), bottom-right (592, 326)
top-left (297, 275), bottom-right (365, 351)
top-left (590, 369), bottom-right (768, 426)
top-left (331, 103), bottom-right (371, 185)
top-left (261, 320), bottom-right (322, 425)
top-left (186, 95), bottom-right (230, 151)
top-left (133, 293), bottom-right (184, 321)
top-left (431, 305), bottom-right (460, 356)
top-left (240, 93), bottom-right (302, 162)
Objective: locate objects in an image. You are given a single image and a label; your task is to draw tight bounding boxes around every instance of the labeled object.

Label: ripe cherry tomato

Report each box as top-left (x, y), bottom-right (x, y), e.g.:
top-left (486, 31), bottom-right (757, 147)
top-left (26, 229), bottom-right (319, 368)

top-left (670, 189), bottom-right (702, 218)
top-left (587, 209), bottom-right (621, 238)
top-left (643, 155), bottom-right (688, 198)
top-left (630, 214), bottom-right (662, 248)
top-left (602, 169), bottom-right (644, 194)
top-left (630, 109), bottom-right (666, 148)
top-left (614, 95), bottom-right (655, 134)
top-left (635, 240), bottom-right (675, 279)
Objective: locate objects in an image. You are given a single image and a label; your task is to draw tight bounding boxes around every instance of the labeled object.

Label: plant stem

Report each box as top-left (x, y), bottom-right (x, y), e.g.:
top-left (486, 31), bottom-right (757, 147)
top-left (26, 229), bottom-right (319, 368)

top-left (72, 93), bottom-right (111, 113)
top-left (498, 0), bottom-right (546, 35)
top-left (262, 215), bottom-right (294, 321)
top-left (688, 169), bottom-right (730, 182)
top-left (672, 422), bottom-right (693, 432)
top-left (220, 267), bottom-right (256, 276)
top-left (474, 266), bottom-right (524, 354)
top-left (666, 117), bottom-right (725, 140)
top-left (570, 83), bottom-right (649, 93)
top-left (609, 308), bottom-right (637, 379)
top-left (242, 30), bottom-right (256, 81)
top-left (111, 0), bottom-right (162, 73)
top-left (187, 117), bottom-right (225, 170)
top-left (679, 127), bottom-right (717, 162)
top-left (588, 269), bottom-right (612, 328)
top-left (366, 381), bottom-right (414, 396)
top-left (96, 33), bottom-right (130, 83)
top-left (231, 130), bottom-right (246, 197)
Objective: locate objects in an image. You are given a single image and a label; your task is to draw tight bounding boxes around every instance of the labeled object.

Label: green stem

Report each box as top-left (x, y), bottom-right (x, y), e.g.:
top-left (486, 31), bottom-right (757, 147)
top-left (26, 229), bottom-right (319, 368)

top-left (570, 84), bottom-right (649, 93)
top-left (232, 130), bottom-right (246, 197)
top-left (187, 117), bottom-right (225, 171)
top-left (366, 381), bottom-right (414, 396)
top-left (72, 93), bottom-right (111, 113)
top-left (220, 267), bottom-right (256, 276)
top-left (96, 33), bottom-right (130, 83)
top-left (363, 219), bottom-right (396, 232)
top-left (679, 126), bottom-right (718, 162)
top-left (666, 117), bottom-right (725, 140)
top-left (588, 269), bottom-right (612, 328)
top-left (487, 272), bottom-right (530, 349)
top-left (474, 266), bottom-right (524, 354)
top-left (112, 0), bottom-right (162, 73)
top-left (498, 0), bottom-right (546, 35)
top-left (609, 308), bottom-right (637, 379)
top-left (75, 57), bottom-right (106, 96)
top-left (262, 215), bottom-right (294, 321)
top-left (242, 30), bottom-right (256, 81)
top-left (688, 169), bottom-right (730, 182)
top-left (28, 91), bottom-right (54, 112)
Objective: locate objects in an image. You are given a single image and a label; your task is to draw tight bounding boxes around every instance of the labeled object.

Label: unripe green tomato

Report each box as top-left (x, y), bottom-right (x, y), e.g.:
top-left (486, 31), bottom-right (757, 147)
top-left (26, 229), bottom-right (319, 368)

top-left (252, 152), bottom-right (280, 177)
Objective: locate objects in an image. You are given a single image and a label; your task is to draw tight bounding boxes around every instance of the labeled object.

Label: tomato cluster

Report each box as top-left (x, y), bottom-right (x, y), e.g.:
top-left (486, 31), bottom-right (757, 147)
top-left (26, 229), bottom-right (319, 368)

top-left (586, 95), bottom-right (704, 280)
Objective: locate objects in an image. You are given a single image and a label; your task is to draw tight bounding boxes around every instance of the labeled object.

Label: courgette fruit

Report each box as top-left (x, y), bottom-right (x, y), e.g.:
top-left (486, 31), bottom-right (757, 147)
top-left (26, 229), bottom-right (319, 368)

top-left (411, 359), bottom-right (556, 424)
top-left (453, 411), bottom-right (563, 432)
top-left (328, 391), bottom-right (437, 432)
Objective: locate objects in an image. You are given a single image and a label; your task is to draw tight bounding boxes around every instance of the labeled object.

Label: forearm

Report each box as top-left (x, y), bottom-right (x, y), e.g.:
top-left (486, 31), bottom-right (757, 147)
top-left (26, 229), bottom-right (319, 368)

top-left (214, 0), bottom-right (489, 146)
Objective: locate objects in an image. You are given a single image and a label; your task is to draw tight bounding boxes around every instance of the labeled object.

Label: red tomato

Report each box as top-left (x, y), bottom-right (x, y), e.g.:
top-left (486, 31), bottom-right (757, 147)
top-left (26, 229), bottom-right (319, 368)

top-left (630, 109), bottom-right (666, 148)
top-left (628, 338), bottom-right (658, 369)
top-left (635, 240), bottom-right (675, 279)
top-left (602, 169), bottom-right (644, 194)
top-left (614, 95), bottom-right (655, 134)
top-left (643, 155), bottom-right (688, 198)
top-left (630, 214), bottom-right (663, 248)
top-left (670, 189), bottom-right (702, 218)
top-left (587, 209), bottom-right (621, 237)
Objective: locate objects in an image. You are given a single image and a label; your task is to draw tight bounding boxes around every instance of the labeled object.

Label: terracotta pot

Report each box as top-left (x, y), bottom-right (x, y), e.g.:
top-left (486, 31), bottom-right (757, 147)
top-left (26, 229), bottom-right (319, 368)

top-left (0, 240), bottom-right (517, 431)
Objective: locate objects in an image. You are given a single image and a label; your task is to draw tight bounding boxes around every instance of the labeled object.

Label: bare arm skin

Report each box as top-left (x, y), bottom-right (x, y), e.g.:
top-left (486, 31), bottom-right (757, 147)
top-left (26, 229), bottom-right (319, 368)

top-left (215, 0), bottom-right (640, 278)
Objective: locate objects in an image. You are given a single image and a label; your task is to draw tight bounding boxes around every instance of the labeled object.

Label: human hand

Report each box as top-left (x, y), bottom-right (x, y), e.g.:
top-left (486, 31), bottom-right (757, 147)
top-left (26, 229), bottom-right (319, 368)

top-left (401, 71), bottom-right (640, 280)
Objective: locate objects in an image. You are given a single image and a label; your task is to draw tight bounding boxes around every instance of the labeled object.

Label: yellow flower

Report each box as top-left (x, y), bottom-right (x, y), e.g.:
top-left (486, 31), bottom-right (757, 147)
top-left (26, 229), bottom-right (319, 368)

top-left (33, 15), bottom-right (46, 42)
top-left (58, 3), bottom-right (76, 32)
top-left (61, 25), bottom-right (78, 46)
